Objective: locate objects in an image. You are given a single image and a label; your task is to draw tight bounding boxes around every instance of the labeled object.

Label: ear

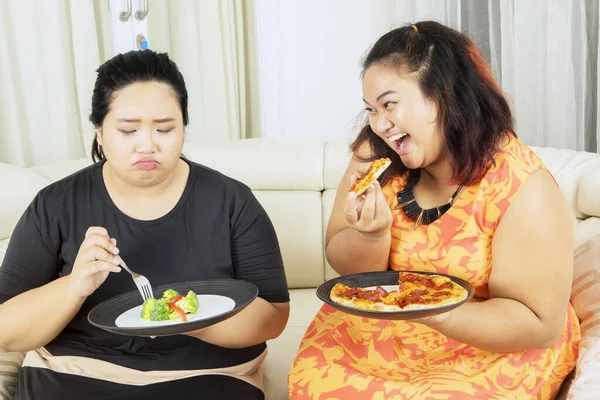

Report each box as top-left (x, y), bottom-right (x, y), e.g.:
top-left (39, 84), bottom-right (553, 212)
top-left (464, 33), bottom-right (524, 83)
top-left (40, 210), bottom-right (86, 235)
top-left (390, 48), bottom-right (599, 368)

top-left (96, 128), bottom-right (103, 146)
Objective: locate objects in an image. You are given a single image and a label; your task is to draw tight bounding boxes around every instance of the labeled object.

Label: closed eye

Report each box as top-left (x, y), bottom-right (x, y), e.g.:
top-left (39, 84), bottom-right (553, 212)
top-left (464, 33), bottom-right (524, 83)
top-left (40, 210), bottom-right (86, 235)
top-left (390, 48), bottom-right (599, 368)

top-left (157, 128), bottom-right (174, 134)
top-left (119, 129), bottom-right (136, 135)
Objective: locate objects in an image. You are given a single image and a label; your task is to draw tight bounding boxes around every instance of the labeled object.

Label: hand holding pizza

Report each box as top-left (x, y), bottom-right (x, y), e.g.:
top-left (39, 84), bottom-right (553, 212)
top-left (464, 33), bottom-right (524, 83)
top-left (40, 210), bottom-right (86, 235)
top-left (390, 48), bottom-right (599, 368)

top-left (345, 176), bottom-right (392, 238)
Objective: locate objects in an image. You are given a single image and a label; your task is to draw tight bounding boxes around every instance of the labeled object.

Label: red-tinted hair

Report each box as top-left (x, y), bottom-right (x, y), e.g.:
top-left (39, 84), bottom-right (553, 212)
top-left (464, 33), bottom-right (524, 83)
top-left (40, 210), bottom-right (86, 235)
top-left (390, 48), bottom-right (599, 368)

top-left (352, 21), bottom-right (514, 186)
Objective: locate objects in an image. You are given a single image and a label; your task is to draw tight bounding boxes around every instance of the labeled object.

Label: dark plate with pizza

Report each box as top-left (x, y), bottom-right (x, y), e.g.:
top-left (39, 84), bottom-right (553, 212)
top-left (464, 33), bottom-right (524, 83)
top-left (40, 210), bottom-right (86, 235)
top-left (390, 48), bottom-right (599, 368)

top-left (316, 270), bottom-right (475, 320)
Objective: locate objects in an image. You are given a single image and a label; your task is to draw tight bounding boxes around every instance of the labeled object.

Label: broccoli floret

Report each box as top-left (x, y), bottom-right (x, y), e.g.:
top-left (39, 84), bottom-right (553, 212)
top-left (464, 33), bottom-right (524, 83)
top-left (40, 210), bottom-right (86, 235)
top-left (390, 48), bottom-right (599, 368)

top-left (175, 290), bottom-right (199, 314)
top-left (162, 289), bottom-right (180, 301)
top-left (140, 298), bottom-right (171, 321)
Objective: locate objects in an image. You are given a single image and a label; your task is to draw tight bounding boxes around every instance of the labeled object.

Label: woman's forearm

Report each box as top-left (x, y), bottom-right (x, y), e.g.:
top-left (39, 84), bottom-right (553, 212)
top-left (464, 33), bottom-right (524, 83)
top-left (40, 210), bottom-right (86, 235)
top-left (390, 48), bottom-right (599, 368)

top-left (185, 298), bottom-right (289, 348)
top-left (0, 276), bottom-right (84, 352)
top-left (326, 228), bottom-right (391, 275)
top-left (424, 298), bottom-right (564, 353)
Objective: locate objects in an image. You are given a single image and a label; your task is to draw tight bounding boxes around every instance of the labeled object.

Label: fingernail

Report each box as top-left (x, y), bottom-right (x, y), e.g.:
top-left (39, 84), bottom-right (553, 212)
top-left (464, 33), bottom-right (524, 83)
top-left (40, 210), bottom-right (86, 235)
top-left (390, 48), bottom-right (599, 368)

top-left (348, 192), bottom-right (356, 200)
top-left (112, 247), bottom-right (119, 254)
top-left (113, 267), bottom-right (121, 273)
top-left (112, 258), bottom-right (120, 265)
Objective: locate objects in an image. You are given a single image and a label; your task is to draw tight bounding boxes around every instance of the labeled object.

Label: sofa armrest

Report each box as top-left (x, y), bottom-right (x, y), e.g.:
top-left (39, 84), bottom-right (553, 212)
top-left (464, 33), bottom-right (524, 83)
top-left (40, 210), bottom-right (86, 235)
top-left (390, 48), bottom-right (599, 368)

top-left (0, 351), bottom-right (25, 400)
top-left (579, 169), bottom-right (600, 219)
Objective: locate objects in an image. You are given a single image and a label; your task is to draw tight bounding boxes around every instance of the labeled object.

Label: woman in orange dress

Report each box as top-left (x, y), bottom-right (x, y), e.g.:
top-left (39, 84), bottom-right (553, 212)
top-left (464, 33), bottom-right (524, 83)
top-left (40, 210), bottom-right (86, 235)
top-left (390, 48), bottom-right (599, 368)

top-left (288, 21), bottom-right (579, 399)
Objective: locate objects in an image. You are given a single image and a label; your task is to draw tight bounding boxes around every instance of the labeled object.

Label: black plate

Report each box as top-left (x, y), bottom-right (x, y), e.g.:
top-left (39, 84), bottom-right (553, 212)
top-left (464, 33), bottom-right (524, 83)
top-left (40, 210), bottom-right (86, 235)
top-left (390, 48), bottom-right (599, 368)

top-left (88, 279), bottom-right (258, 336)
top-left (316, 270), bottom-right (475, 320)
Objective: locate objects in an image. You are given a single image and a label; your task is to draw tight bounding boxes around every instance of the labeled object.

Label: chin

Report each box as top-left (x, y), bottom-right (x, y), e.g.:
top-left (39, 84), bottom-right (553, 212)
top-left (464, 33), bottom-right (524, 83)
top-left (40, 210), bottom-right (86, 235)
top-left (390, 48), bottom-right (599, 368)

top-left (130, 170), bottom-right (163, 187)
top-left (398, 154), bottom-right (422, 170)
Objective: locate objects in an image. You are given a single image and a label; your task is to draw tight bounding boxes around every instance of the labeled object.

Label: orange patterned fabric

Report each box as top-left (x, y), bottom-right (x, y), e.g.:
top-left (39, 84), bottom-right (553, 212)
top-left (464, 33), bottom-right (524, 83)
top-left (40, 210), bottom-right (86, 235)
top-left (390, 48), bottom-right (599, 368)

top-left (288, 137), bottom-right (580, 399)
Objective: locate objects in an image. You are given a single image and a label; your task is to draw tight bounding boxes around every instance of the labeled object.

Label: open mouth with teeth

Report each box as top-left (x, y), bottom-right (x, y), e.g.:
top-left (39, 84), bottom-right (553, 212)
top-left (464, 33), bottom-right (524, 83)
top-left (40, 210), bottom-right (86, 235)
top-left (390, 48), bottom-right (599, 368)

top-left (389, 133), bottom-right (412, 155)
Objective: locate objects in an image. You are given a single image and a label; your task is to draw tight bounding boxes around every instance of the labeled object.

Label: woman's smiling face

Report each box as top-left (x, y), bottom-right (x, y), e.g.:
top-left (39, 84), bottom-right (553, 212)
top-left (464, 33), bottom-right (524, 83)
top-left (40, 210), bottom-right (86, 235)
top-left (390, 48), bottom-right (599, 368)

top-left (362, 63), bottom-right (445, 170)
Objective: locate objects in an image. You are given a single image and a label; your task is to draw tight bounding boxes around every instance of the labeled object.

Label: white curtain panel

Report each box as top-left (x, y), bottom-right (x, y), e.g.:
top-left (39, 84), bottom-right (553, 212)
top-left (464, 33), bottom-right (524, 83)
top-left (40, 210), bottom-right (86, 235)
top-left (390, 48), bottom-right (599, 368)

top-left (147, 0), bottom-right (259, 141)
top-left (0, 0), bottom-right (112, 167)
top-left (256, 0), bottom-right (599, 152)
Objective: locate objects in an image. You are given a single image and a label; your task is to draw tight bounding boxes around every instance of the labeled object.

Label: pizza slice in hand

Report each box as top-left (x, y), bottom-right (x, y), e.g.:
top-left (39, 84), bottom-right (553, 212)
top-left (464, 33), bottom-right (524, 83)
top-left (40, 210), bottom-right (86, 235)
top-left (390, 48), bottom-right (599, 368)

top-left (349, 158), bottom-right (392, 195)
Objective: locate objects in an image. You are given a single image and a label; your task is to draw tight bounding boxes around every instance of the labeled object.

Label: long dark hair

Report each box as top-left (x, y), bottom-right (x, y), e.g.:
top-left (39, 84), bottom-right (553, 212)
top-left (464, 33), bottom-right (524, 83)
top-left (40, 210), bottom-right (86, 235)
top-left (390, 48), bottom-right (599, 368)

top-left (89, 50), bottom-right (189, 162)
top-left (352, 21), bottom-right (514, 186)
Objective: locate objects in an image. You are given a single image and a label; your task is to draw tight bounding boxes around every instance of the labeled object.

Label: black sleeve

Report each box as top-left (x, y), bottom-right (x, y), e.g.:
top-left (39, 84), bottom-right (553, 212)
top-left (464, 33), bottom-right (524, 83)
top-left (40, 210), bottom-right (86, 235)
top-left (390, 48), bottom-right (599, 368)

top-left (0, 193), bottom-right (61, 304)
top-left (230, 186), bottom-right (289, 303)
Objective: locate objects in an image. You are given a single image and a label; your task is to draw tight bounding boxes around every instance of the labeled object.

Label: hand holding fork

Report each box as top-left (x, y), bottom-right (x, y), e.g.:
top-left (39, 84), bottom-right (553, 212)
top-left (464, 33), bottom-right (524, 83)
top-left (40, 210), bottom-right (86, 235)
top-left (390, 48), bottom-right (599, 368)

top-left (67, 227), bottom-right (153, 302)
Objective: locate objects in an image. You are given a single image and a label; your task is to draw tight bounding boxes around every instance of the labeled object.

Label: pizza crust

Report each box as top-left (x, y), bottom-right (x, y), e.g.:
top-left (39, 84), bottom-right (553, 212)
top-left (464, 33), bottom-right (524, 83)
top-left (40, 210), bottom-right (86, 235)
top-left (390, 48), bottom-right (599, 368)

top-left (349, 158), bottom-right (392, 195)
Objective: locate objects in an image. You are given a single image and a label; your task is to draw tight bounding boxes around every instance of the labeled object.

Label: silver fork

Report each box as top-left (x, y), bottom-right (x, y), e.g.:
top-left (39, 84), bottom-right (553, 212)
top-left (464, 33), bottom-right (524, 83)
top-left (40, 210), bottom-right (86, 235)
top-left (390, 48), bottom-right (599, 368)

top-left (114, 255), bottom-right (154, 301)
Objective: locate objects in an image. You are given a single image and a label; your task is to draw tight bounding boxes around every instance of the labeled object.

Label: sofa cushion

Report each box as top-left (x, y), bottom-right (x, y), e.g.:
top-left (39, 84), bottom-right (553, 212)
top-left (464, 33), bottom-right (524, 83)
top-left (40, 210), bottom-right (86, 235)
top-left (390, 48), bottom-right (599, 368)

top-left (322, 189), bottom-right (339, 281)
top-left (29, 158), bottom-right (92, 182)
top-left (576, 218), bottom-right (600, 248)
top-left (253, 192), bottom-right (324, 288)
top-left (263, 289), bottom-right (322, 400)
top-left (324, 141), bottom-right (351, 190)
top-left (0, 164), bottom-right (51, 240)
top-left (183, 139), bottom-right (325, 191)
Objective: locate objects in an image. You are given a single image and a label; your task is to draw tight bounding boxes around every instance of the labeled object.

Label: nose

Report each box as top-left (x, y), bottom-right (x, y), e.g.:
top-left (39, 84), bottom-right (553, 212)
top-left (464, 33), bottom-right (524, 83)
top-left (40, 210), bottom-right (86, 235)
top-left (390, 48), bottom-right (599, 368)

top-left (136, 129), bottom-right (157, 153)
top-left (374, 113), bottom-right (393, 133)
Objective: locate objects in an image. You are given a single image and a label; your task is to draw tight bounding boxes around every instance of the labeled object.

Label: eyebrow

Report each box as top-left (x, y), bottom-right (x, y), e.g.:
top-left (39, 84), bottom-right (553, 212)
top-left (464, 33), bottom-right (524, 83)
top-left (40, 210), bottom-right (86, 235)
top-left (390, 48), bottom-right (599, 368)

top-left (363, 90), bottom-right (398, 105)
top-left (117, 118), bottom-right (175, 123)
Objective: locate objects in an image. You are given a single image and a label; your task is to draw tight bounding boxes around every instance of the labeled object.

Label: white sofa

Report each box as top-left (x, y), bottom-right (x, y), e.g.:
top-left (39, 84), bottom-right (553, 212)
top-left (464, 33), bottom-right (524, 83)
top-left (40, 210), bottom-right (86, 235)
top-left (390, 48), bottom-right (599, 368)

top-left (1, 138), bottom-right (600, 400)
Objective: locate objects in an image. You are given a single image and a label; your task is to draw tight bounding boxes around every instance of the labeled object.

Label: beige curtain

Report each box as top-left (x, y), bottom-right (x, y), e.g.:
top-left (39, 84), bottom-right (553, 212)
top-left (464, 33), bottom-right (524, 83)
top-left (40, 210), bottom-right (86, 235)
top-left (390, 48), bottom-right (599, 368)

top-left (147, 0), bottom-right (261, 140)
top-left (0, 0), bottom-right (114, 167)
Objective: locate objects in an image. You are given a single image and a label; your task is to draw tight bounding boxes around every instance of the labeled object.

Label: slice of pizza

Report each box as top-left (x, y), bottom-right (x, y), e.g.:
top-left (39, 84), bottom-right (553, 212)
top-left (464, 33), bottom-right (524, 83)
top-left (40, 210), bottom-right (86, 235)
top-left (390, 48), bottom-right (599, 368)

top-left (330, 283), bottom-right (402, 312)
top-left (349, 158), bottom-right (392, 195)
top-left (397, 272), bottom-right (468, 310)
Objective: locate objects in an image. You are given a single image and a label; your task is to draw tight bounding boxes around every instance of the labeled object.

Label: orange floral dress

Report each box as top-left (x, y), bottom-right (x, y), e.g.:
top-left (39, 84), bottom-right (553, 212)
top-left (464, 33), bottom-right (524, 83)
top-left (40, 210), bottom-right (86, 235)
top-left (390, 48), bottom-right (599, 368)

top-left (288, 137), bottom-right (579, 399)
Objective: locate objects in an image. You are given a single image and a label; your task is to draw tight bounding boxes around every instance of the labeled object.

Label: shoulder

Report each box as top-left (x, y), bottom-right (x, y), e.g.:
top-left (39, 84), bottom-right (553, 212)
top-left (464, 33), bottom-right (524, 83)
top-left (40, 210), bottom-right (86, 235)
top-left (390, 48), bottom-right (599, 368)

top-left (488, 136), bottom-right (550, 181)
top-left (33, 163), bottom-right (101, 213)
top-left (473, 136), bottom-right (563, 231)
top-left (480, 136), bottom-right (553, 200)
top-left (494, 167), bottom-right (574, 250)
top-left (186, 159), bottom-right (256, 202)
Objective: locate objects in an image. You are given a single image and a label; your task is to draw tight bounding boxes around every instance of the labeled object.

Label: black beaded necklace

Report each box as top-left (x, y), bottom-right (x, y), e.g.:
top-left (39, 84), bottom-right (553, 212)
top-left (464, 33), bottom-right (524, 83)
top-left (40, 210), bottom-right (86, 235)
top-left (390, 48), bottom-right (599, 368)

top-left (396, 169), bottom-right (463, 230)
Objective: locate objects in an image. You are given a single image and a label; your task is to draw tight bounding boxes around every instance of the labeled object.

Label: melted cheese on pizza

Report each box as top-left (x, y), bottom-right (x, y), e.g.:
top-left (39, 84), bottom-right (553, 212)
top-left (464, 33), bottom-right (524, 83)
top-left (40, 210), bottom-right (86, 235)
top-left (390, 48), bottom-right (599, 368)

top-left (349, 158), bottom-right (392, 195)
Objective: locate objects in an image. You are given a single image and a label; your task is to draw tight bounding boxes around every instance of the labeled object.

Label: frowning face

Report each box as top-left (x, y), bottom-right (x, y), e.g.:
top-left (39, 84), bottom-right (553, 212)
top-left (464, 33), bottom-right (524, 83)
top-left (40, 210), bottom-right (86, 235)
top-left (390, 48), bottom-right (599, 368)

top-left (97, 81), bottom-right (185, 187)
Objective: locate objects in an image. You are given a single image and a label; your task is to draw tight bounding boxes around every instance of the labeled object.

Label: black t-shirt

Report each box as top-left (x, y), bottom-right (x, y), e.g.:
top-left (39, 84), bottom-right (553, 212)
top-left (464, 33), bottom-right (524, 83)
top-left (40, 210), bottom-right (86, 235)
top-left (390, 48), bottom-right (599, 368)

top-left (0, 159), bottom-right (289, 371)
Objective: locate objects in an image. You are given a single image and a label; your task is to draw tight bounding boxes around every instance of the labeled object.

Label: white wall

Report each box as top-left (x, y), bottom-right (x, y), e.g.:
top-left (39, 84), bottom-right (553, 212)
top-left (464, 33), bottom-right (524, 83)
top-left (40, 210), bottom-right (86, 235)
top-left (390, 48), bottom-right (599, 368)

top-left (255, 0), bottom-right (396, 141)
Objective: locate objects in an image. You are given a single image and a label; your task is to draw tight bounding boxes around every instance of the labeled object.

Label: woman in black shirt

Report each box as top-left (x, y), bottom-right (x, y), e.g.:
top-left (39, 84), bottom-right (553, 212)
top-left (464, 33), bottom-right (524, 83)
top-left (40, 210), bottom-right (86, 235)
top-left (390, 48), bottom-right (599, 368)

top-left (0, 50), bottom-right (290, 400)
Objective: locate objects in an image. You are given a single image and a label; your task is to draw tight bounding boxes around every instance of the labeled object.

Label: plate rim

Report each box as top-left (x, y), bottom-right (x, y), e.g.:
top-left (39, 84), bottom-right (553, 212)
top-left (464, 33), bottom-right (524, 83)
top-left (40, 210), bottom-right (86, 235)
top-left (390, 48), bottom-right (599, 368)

top-left (316, 270), bottom-right (476, 316)
top-left (87, 278), bottom-right (258, 335)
